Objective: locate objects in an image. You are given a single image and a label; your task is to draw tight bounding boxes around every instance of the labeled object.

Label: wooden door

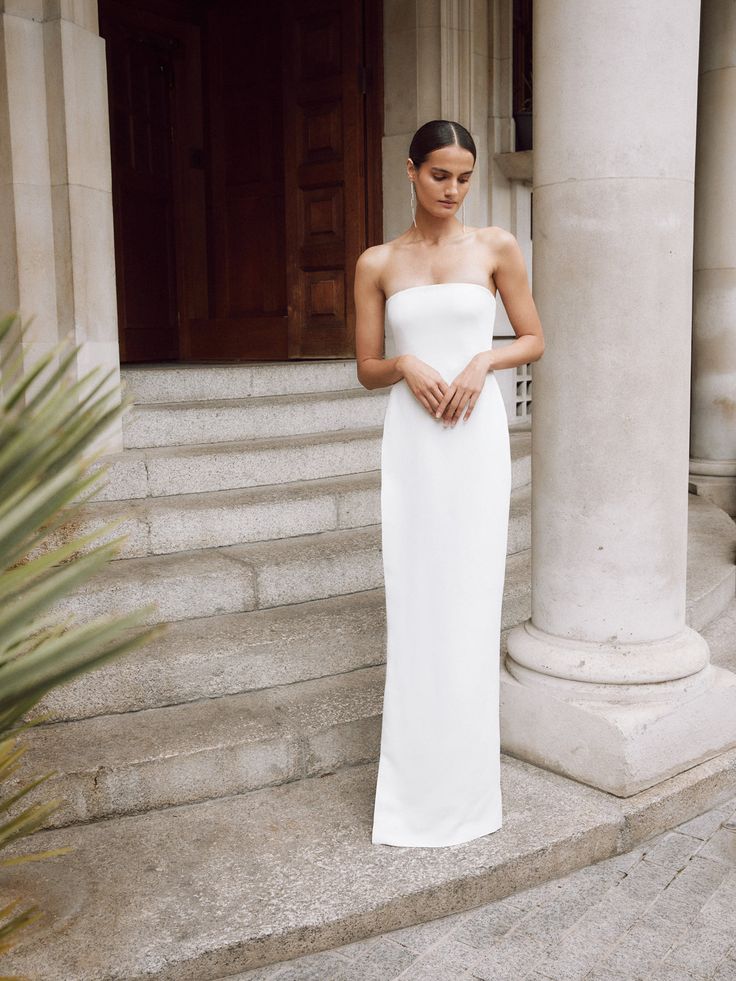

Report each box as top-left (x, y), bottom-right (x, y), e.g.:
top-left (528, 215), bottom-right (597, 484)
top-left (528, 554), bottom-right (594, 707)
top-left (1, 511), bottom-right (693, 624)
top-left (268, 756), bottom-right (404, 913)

top-left (187, 1), bottom-right (290, 359)
top-left (100, 0), bottom-right (208, 363)
top-left (103, 0), bottom-right (382, 363)
top-left (281, 0), bottom-right (374, 358)
top-left (190, 0), bottom-right (381, 361)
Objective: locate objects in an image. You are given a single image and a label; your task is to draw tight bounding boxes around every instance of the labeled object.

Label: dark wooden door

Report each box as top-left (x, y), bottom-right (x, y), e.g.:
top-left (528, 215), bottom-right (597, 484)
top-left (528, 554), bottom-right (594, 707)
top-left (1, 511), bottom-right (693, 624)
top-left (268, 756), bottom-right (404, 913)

top-left (100, 0), bottom-right (208, 363)
top-left (102, 6), bottom-right (178, 361)
top-left (281, 0), bottom-right (373, 358)
top-left (103, 0), bottom-right (382, 363)
top-left (186, 1), bottom-right (290, 359)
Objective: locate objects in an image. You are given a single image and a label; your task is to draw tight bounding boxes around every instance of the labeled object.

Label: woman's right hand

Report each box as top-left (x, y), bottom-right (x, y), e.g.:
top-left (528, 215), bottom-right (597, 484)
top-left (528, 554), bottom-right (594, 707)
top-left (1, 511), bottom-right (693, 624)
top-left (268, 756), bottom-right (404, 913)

top-left (397, 355), bottom-right (450, 419)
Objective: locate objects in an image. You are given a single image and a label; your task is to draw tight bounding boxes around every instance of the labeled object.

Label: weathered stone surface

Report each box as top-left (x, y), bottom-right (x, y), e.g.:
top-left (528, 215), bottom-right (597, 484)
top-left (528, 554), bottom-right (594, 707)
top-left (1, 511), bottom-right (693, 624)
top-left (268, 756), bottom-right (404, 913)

top-left (121, 388), bottom-right (390, 449)
top-left (87, 418), bottom-right (530, 503)
top-left (46, 469), bottom-right (535, 561)
top-left (20, 667), bottom-right (387, 826)
top-left (121, 360), bottom-right (364, 404)
top-left (3, 751), bottom-right (736, 981)
top-left (34, 590), bottom-right (390, 721)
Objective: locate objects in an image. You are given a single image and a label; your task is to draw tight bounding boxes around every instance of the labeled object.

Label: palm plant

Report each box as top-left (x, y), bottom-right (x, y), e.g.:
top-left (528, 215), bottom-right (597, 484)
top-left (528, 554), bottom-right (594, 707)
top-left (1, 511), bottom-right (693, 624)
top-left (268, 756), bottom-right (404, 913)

top-left (0, 313), bottom-right (163, 970)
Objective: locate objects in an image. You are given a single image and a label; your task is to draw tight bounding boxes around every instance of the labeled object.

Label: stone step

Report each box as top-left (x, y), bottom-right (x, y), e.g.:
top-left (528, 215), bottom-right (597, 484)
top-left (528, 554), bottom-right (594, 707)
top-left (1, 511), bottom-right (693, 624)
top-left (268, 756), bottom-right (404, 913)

top-left (41, 493), bottom-right (734, 726)
top-left (686, 493), bottom-right (736, 631)
top-left (24, 498), bottom-right (736, 826)
top-left (47, 470), bottom-right (533, 561)
top-left (92, 425), bottom-right (383, 502)
top-left (22, 665), bottom-right (387, 829)
top-left (3, 745), bottom-right (736, 980)
top-left (53, 524), bottom-right (384, 627)
top-left (121, 359), bottom-right (363, 404)
top-left (41, 543), bottom-right (533, 724)
top-left (91, 426), bottom-right (532, 502)
top-left (121, 387), bottom-right (390, 449)
top-left (37, 589), bottom-right (391, 722)
top-left (23, 552), bottom-right (533, 827)
top-left (52, 490), bottom-right (734, 635)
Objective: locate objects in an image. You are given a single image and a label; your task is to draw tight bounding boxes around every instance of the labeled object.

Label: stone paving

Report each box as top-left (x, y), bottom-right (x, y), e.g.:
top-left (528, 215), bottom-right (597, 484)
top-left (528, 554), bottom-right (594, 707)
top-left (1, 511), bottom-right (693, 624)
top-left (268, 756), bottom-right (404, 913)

top-left (232, 792), bottom-right (736, 981)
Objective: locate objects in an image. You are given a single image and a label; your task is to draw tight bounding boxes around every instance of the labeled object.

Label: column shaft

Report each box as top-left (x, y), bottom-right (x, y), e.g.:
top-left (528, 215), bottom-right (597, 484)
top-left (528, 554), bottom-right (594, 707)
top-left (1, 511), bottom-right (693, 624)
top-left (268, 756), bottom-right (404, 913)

top-left (689, 0), bottom-right (736, 516)
top-left (502, 0), bottom-right (736, 796)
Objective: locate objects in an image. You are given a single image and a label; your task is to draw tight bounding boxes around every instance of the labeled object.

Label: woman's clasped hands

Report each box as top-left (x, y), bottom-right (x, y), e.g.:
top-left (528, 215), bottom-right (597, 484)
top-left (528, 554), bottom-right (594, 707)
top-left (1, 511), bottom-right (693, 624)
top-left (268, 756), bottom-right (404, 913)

top-left (399, 352), bottom-right (493, 428)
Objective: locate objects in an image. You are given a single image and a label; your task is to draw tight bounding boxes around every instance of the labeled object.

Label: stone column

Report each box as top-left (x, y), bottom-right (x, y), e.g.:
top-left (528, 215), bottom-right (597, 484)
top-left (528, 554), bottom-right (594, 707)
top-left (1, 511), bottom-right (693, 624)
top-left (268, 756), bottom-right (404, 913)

top-left (689, 0), bottom-right (736, 518)
top-left (502, 0), bottom-right (736, 796)
top-left (0, 0), bottom-right (121, 450)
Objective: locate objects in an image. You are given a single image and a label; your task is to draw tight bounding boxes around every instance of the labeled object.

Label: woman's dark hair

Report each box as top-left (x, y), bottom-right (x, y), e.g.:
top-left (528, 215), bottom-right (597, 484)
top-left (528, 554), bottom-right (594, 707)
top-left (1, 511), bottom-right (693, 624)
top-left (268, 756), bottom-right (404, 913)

top-left (408, 119), bottom-right (477, 169)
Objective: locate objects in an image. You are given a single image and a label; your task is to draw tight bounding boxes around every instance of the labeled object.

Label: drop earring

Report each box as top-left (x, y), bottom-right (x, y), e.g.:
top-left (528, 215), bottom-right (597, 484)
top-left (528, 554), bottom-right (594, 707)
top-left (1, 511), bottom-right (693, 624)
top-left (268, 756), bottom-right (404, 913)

top-left (410, 181), bottom-right (417, 228)
top-left (462, 199), bottom-right (466, 233)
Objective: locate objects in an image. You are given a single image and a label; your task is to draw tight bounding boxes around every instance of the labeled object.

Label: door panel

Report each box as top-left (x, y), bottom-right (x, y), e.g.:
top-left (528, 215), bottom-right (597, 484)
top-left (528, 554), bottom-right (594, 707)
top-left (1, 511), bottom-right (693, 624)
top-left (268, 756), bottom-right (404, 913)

top-left (186, 0), bottom-right (289, 360)
top-left (101, 0), bottom-right (208, 363)
top-left (103, 7), bottom-right (179, 361)
top-left (281, 0), bottom-right (365, 358)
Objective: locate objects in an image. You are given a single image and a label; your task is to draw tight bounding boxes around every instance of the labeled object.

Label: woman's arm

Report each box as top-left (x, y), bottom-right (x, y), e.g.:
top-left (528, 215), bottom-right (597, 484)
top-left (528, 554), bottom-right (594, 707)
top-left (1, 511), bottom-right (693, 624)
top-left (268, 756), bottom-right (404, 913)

top-left (354, 248), bottom-right (407, 390)
top-left (355, 247), bottom-right (455, 417)
top-left (474, 229), bottom-right (545, 373)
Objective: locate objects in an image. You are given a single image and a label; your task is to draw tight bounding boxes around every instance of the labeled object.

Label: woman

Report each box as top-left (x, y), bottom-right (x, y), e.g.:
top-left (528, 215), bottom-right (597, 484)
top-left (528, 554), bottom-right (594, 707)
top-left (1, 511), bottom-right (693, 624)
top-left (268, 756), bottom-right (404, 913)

top-left (355, 119), bottom-right (545, 848)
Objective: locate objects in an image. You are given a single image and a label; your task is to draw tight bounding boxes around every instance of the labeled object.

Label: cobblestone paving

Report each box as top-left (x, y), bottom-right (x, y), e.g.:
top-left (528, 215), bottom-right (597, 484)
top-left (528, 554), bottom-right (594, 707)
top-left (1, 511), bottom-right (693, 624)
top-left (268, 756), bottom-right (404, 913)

top-left (231, 792), bottom-right (736, 981)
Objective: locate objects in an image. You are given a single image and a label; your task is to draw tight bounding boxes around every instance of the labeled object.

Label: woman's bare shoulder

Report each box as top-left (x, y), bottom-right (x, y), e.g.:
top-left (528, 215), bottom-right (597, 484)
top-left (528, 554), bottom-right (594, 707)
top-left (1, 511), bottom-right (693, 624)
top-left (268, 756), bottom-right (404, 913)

top-left (356, 243), bottom-right (390, 277)
top-left (475, 225), bottom-right (522, 276)
top-left (476, 224), bottom-right (516, 248)
top-left (356, 241), bottom-right (392, 270)
top-left (355, 242), bottom-right (398, 292)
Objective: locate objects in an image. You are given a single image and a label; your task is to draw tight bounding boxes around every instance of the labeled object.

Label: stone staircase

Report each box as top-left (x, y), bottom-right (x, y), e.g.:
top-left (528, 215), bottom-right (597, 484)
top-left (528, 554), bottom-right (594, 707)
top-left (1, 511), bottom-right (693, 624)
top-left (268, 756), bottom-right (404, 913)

top-left (3, 361), bottom-right (736, 980)
top-left (23, 361), bottom-right (533, 829)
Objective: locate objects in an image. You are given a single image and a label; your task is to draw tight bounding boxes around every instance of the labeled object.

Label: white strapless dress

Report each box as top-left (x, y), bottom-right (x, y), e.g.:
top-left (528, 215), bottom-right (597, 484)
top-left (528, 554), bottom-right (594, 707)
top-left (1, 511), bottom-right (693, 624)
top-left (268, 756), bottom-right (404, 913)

top-left (372, 282), bottom-right (512, 848)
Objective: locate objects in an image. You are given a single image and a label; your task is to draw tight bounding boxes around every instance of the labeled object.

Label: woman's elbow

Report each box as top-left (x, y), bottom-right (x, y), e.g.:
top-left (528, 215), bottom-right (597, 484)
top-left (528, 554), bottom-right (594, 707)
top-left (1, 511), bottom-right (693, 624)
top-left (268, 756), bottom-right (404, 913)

top-left (356, 363), bottom-right (374, 390)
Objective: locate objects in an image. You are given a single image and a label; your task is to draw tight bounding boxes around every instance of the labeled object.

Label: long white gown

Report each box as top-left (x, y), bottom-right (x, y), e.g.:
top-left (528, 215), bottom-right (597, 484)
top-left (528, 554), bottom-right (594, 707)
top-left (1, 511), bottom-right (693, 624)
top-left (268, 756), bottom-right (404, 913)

top-left (372, 282), bottom-right (511, 848)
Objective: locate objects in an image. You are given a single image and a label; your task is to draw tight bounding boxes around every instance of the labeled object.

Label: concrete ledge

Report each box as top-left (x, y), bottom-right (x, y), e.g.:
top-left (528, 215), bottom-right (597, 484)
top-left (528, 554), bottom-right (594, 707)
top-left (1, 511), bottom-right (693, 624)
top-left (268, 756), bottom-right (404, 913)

top-left (121, 388), bottom-right (390, 449)
top-left (121, 360), bottom-right (364, 403)
top-left (43, 470), bottom-right (533, 561)
top-left (494, 149), bottom-right (533, 182)
top-left (2, 748), bottom-right (735, 980)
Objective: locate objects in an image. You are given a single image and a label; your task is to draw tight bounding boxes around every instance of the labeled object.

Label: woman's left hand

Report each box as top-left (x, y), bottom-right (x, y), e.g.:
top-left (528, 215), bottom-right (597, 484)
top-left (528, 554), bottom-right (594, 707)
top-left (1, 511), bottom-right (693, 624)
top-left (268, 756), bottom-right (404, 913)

top-left (434, 352), bottom-right (493, 427)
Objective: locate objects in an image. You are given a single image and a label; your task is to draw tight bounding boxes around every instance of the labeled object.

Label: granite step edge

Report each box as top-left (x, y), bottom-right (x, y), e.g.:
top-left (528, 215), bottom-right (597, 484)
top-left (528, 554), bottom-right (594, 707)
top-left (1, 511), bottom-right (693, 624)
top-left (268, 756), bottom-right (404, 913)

top-left (2, 748), bottom-right (736, 980)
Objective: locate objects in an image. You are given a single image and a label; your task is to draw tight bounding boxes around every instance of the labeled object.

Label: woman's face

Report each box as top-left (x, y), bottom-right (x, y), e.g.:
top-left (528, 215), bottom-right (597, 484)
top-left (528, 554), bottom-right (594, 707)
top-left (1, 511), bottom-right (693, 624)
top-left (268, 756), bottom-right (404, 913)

top-left (408, 144), bottom-right (475, 223)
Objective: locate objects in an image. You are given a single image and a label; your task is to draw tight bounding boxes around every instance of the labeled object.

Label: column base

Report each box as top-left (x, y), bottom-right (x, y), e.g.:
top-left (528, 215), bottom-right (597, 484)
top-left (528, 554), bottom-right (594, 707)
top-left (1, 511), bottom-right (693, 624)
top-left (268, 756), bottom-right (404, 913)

top-left (502, 623), bottom-right (736, 797)
top-left (689, 467), bottom-right (736, 519)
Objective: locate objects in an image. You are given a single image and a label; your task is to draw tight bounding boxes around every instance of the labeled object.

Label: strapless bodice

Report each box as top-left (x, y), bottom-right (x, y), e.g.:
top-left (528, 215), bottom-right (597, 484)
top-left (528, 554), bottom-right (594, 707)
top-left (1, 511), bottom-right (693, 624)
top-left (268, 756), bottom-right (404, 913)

top-left (384, 282), bottom-right (497, 379)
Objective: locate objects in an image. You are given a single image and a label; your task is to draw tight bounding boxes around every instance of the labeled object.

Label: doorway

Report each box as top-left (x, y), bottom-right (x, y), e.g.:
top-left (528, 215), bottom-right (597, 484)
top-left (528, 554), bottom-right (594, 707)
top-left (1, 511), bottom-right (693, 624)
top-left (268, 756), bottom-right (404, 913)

top-left (100, 0), bottom-right (383, 363)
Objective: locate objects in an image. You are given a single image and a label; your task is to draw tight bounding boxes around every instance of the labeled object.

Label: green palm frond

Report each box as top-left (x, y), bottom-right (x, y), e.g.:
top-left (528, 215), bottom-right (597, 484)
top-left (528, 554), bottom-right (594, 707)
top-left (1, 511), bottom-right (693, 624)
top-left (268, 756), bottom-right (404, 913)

top-left (0, 313), bottom-right (165, 965)
top-left (0, 898), bottom-right (43, 958)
